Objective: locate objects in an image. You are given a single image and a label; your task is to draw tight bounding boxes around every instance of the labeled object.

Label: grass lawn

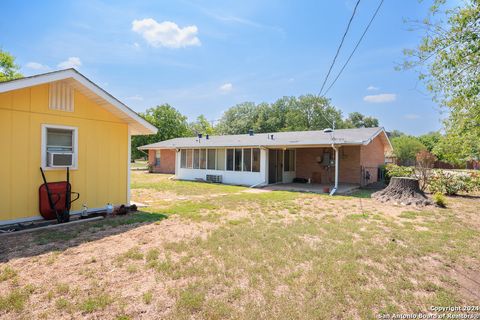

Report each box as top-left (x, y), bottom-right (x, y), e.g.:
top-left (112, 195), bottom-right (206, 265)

top-left (1, 171), bottom-right (480, 319)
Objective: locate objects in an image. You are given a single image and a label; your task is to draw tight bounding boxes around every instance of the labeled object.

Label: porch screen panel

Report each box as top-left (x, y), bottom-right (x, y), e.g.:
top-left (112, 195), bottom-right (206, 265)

top-left (234, 149), bottom-right (242, 171)
top-left (226, 149), bottom-right (234, 171)
top-left (207, 149), bottom-right (216, 170)
top-left (217, 149), bottom-right (226, 170)
top-left (243, 148), bottom-right (252, 171)
top-left (290, 150), bottom-right (295, 171)
top-left (252, 148), bottom-right (260, 172)
top-left (284, 150), bottom-right (290, 171)
top-left (193, 149), bottom-right (200, 169)
top-left (180, 149), bottom-right (187, 168)
top-left (200, 149), bottom-right (207, 169)
top-left (186, 149), bottom-right (193, 169)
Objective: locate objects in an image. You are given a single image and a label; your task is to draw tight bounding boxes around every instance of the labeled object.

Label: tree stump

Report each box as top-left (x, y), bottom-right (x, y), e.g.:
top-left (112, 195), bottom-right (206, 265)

top-left (372, 177), bottom-right (432, 206)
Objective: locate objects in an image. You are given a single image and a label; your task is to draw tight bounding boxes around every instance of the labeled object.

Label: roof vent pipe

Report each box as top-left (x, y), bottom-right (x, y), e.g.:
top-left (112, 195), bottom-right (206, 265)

top-left (271, 134), bottom-right (274, 140)
top-left (248, 129), bottom-right (254, 136)
top-left (197, 133), bottom-right (203, 139)
top-left (206, 134), bottom-right (209, 139)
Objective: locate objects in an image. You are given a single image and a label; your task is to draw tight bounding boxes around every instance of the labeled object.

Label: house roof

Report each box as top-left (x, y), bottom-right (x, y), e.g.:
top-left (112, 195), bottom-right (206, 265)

top-left (0, 69), bottom-right (157, 135)
top-left (139, 127), bottom-right (393, 151)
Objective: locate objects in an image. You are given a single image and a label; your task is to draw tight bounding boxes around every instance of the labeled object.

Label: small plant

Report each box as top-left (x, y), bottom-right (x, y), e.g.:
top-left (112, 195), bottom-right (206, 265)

top-left (433, 192), bottom-right (447, 208)
top-left (385, 164), bottom-right (415, 179)
top-left (0, 266), bottom-right (17, 282)
top-left (142, 290), bottom-right (153, 304)
top-left (80, 293), bottom-right (112, 313)
top-left (146, 248), bottom-right (159, 262)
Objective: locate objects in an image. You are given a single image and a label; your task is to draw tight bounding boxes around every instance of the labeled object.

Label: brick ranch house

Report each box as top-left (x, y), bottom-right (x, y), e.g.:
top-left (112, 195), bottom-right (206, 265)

top-left (139, 127), bottom-right (392, 193)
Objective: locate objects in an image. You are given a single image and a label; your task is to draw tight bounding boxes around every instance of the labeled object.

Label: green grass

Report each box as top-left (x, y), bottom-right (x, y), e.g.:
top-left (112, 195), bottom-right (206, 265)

top-left (142, 290), bottom-right (153, 304)
top-left (0, 266), bottom-right (17, 282)
top-left (0, 286), bottom-right (34, 312)
top-left (80, 293), bottom-right (112, 313)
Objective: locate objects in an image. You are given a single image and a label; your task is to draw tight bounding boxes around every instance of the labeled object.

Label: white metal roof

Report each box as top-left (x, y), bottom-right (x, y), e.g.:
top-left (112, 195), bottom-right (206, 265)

top-left (139, 127), bottom-right (393, 151)
top-left (0, 69), bottom-right (157, 135)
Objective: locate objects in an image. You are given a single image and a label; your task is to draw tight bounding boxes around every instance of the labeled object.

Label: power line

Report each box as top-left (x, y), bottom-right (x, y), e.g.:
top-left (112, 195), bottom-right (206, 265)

top-left (318, 0), bottom-right (362, 96)
top-left (323, 0), bottom-right (385, 95)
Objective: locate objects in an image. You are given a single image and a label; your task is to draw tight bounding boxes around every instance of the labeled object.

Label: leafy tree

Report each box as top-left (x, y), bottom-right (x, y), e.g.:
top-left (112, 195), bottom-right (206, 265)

top-left (391, 135), bottom-right (427, 165)
top-left (189, 114), bottom-right (216, 135)
top-left (215, 102), bottom-right (259, 134)
top-left (401, 0), bottom-right (480, 164)
top-left (131, 104), bottom-right (190, 159)
top-left (344, 112), bottom-right (379, 128)
top-left (418, 131), bottom-right (442, 153)
top-left (388, 130), bottom-right (405, 139)
top-left (0, 49), bottom-right (22, 82)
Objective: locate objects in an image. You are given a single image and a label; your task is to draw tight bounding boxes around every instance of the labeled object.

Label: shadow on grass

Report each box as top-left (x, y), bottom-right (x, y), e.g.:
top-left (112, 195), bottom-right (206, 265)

top-left (0, 211), bottom-right (168, 263)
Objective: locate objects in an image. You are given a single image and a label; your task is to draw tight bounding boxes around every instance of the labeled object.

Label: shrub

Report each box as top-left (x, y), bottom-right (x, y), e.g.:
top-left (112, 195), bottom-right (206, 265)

top-left (428, 170), bottom-right (479, 195)
top-left (415, 150), bottom-right (436, 190)
top-left (432, 192), bottom-right (447, 208)
top-left (385, 164), bottom-right (415, 180)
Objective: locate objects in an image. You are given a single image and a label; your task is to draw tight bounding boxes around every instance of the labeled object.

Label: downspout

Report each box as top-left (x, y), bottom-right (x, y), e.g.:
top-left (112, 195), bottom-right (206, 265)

top-left (330, 143), bottom-right (339, 196)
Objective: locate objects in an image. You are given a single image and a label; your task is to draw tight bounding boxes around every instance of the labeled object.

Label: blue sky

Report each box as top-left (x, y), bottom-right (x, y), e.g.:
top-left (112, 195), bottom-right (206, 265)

top-left (1, 0), bottom-right (448, 135)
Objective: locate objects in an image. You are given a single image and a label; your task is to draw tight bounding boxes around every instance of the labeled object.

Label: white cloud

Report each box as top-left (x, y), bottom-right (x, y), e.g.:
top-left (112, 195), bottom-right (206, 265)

top-left (367, 85), bottom-right (379, 91)
top-left (363, 93), bottom-right (396, 103)
top-left (25, 62), bottom-right (50, 71)
top-left (404, 114), bottom-right (420, 120)
top-left (57, 57), bottom-right (82, 69)
top-left (132, 18), bottom-right (200, 48)
top-left (219, 83), bottom-right (233, 92)
top-left (125, 95), bottom-right (143, 101)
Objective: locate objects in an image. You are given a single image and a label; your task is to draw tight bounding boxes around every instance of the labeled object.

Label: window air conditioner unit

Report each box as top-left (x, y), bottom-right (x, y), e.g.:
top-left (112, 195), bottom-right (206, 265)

top-left (48, 152), bottom-right (74, 167)
top-left (206, 174), bottom-right (222, 183)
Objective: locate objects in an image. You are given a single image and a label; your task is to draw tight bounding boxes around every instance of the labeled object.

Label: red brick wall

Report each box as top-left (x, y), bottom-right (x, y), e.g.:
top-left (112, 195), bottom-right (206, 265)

top-left (148, 149), bottom-right (176, 174)
top-left (359, 135), bottom-right (386, 183)
top-left (295, 146), bottom-right (362, 184)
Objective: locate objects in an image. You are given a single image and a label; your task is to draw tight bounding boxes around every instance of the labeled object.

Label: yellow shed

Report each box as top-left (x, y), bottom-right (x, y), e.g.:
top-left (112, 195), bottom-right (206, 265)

top-left (0, 69), bottom-right (157, 225)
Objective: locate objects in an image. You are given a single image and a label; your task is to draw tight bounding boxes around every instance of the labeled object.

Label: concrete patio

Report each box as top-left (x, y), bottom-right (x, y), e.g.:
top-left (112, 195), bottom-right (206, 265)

top-left (261, 183), bottom-right (360, 195)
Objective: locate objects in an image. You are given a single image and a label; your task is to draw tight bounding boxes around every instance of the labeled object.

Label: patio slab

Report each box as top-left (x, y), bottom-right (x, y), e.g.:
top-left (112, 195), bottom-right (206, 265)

top-left (261, 183), bottom-right (360, 195)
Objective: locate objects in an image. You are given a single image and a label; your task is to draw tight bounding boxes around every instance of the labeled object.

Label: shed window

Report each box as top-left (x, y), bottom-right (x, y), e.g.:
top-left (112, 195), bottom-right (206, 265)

top-left (155, 150), bottom-right (161, 166)
top-left (42, 125), bottom-right (78, 169)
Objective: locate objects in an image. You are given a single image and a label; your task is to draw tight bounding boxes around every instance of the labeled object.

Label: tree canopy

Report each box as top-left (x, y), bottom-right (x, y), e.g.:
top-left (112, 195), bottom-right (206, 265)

top-left (0, 49), bottom-right (23, 82)
top-left (131, 104), bottom-right (190, 159)
top-left (402, 0), bottom-right (479, 163)
top-left (391, 135), bottom-right (427, 165)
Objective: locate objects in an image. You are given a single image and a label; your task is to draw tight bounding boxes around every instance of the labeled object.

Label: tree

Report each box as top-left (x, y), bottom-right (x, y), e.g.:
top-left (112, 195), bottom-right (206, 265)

top-left (344, 112), bottom-right (379, 128)
top-left (131, 104), bottom-right (190, 159)
top-left (0, 49), bottom-right (22, 82)
top-left (418, 131), bottom-right (442, 153)
top-left (389, 130), bottom-right (405, 139)
top-left (401, 0), bottom-right (480, 164)
top-left (215, 102), bottom-right (259, 134)
top-left (391, 135), bottom-right (427, 165)
top-left (189, 114), bottom-right (216, 136)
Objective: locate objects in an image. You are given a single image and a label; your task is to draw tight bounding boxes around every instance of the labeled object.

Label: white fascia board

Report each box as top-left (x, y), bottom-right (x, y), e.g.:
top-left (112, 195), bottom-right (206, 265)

top-left (0, 69), bottom-right (157, 135)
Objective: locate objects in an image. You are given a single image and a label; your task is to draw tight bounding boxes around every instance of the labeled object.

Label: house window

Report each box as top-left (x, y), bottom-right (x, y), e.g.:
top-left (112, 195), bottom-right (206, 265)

top-left (216, 149), bottom-right (225, 170)
top-left (234, 149), bottom-right (242, 171)
top-left (252, 148), bottom-right (260, 172)
top-left (180, 149), bottom-right (187, 168)
top-left (155, 150), bottom-right (161, 166)
top-left (186, 149), bottom-right (193, 169)
top-left (42, 124), bottom-right (78, 169)
top-left (243, 148), bottom-right (252, 171)
top-left (193, 149), bottom-right (200, 169)
top-left (207, 149), bottom-right (216, 170)
top-left (199, 149), bottom-right (207, 169)
top-left (226, 149), bottom-right (234, 171)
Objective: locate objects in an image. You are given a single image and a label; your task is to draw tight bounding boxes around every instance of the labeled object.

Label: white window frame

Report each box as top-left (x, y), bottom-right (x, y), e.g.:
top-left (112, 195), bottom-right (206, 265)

top-left (155, 150), bottom-right (161, 166)
top-left (41, 124), bottom-right (78, 170)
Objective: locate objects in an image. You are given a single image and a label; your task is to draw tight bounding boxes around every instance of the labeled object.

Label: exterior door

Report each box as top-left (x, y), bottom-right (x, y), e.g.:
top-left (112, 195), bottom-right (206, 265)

top-left (268, 150), bottom-right (283, 184)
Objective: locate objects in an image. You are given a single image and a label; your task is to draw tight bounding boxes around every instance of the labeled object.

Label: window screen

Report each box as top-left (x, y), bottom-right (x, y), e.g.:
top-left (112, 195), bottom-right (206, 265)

top-left (199, 149), bottom-right (207, 169)
top-left (243, 148), bottom-right (252, 171)
top-left (186, 149), bottom-right (193, 168)
top-left (193, 149), bottom-right (200, 169)
top-left (234, 149), bottom-right (242, 171)
top-left (207, 149), bottom-right (216, 170)
top-left (155, 150), bottom-right (161, 166)
top-left (217, 149), bottom-right (225, 170)
top-left (226, 149), bottom-right (234, 171)
top-left (252, 148), bottom-right (260, 172)
top-left (284, 150), bottom-right (290, 171)
top-left (181, 149), bottom-right (187, 168)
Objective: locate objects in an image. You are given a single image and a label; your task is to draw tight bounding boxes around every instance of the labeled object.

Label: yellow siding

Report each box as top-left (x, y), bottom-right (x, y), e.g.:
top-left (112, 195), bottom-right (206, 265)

top-left (0, 83), bottom-right (128, 222)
